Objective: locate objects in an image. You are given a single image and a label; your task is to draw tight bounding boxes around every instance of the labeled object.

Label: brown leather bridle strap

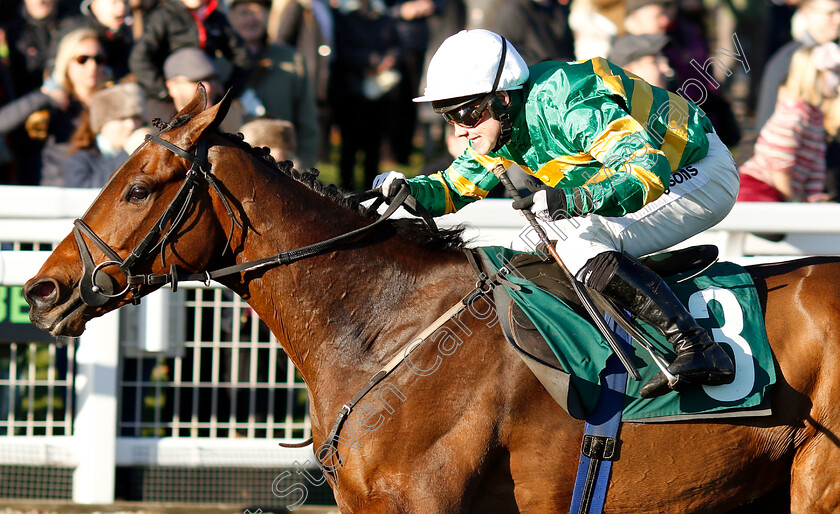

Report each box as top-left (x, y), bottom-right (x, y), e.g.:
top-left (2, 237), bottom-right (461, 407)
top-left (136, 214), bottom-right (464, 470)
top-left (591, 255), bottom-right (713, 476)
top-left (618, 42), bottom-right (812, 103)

top-left (76, 130), bottom-right (428, 306)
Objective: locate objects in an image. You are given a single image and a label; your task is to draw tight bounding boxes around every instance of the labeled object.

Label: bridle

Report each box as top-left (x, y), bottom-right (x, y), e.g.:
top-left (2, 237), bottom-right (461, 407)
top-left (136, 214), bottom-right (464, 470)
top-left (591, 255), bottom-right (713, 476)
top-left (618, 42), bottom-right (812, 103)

top-left (73, 123), bottom-right (433, 307)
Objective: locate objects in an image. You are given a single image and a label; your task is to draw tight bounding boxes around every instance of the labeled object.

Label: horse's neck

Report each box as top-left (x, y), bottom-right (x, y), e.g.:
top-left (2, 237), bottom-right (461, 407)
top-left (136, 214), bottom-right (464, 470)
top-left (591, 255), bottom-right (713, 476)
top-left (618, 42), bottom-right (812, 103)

top-left (218, 163), bottom-right (472, 420)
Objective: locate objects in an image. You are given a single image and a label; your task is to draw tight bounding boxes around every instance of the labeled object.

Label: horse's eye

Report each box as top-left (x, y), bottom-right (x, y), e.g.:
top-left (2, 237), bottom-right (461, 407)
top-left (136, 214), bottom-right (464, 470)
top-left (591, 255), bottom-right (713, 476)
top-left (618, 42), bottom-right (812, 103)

top-left (128, 186), bottom-right (149, 202)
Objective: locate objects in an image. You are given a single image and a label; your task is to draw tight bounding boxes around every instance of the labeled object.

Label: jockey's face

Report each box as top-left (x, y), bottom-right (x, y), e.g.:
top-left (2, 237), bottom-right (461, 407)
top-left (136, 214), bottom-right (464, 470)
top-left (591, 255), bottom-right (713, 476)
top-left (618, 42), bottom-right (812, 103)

top-left (452, 111), bottom-right (500, 155)
top-left (449, 93), bottom-right (509, 155)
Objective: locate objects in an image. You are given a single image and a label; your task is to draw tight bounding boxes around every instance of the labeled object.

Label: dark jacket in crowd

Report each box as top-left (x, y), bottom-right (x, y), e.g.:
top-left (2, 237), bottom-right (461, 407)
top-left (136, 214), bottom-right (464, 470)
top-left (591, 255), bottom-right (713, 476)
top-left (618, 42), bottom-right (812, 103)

top-left (0, 90), bottom-right (86, 186)
top-left (2, 3), bottom-right (73, 98)
top-left (129, 0), bottom-right (254, 101)
top-left (276, 0), bottom-right (333, 105)
top-left (63, 146), bottom-right (129, 188)
top-left (55, 6), bottom-right (135, 82)
top-left (483, 0), bottom-right (574, 64)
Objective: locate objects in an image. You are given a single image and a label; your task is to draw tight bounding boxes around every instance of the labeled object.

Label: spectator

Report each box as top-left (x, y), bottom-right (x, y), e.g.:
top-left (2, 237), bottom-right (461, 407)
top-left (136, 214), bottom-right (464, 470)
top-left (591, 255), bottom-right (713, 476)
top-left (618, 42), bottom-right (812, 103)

top-left (609, 33), bottom-right (673, 88)
top-left (275, 0), bottom-right (335, 163)
top-left (0, 28), bottom-right (106, 186)
top-left (163, 46), bottom-right (246, 131)
top-left (55, 0), bottom-right (134, 81)
top-left (331, 0), bottom-right (402, 190)
top-left (3, 0), bottom-right (73, 98)
top-left (384, 0), bottom-right (444, 166)
top-left (754, 0), bottom-right (840, 134)
top-left (623, 0), bottom-right (742, 149)
top-left (239, 117), bottom-right (298, 165)
top-left (63, 82), bottom-right (146, 187)
top-left (738, 43), bottom-right (840, 203)
top-left (481, 0), bottom-right (574, 65)
top-left (624, 0), bottom-right (673, 36)
top-left (227, 0), bottom-right (319, 169)
top-left (129, 0), bottom-right (254, 115)
top-left (129, 0), bottom-right (159, 39)
top-left (568, 0), bottom-right (622, 60)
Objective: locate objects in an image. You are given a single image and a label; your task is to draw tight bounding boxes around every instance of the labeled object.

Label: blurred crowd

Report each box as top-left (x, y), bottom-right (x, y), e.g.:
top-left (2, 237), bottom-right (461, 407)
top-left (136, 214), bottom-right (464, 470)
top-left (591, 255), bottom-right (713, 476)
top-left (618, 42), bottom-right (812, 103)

top-left (1, 0), bottom-right (840, 203)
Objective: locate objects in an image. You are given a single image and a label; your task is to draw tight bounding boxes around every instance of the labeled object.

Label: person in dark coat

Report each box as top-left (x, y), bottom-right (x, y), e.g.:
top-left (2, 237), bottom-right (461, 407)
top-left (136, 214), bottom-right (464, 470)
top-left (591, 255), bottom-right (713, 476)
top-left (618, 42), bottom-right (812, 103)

top-left (128, 0), bottom-right (254, 107)
top-left (63, 82), bottom-right (146, 188)
top-left (331, 0), bottom-right (402, 190)
top-left (3, 0), bottom-right (75, 98)
top-left (228, 0), bottom-right (319, 169)
top-left (480, 0), bottom-right (574, 65)
top-left (276, 0), bottom-right (334, 162)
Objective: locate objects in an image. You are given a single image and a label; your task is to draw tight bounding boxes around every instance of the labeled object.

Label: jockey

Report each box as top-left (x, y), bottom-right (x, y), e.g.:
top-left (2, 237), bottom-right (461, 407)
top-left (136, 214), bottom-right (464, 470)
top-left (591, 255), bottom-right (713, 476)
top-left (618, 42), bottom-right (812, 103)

top-left (373, 29), bottom-right (738, 398)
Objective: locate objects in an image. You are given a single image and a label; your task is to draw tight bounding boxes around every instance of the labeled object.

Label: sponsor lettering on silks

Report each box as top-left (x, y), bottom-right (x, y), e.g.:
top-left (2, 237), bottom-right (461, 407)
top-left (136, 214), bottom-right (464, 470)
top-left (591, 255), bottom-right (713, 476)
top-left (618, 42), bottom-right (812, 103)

top-left (670, 165), bottom-right (699, 188)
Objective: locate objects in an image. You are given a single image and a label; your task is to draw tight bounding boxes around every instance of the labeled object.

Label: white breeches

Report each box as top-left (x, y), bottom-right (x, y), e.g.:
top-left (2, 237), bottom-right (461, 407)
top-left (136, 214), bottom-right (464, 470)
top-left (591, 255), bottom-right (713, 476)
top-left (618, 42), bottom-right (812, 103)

top-left (510, 132), bottom-right (739, 275)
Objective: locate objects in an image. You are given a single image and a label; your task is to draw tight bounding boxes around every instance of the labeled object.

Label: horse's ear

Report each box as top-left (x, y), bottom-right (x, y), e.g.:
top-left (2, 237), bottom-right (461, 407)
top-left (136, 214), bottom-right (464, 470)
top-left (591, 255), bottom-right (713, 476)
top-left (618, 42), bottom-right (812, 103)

top-left (205, 88), bottom-right (233, 134)
top-left (176, 84), bottom-right (208, 119)
top-left (172, 88), bottom-right (233, 150)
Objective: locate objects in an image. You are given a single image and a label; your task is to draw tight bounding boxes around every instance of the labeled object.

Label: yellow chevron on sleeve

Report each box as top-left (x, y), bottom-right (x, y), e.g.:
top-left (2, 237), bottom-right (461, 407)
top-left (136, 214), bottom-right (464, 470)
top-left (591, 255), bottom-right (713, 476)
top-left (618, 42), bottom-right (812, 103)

top-left (660, 93), bottom-right (691, 169)
top-left (590, 57), bottom-right (626, 99)
top-left (445, 166), bottom-right (490, 199)
top-left (533, 153), bottom-right (594, 186)
top-left (628, 163), bottom-right (665, 204)
top-left (587, 116), bottom-right (647, 162)
top-left (430, 171), bottom-right (456, 214)
top-left (466, 146), bottom-right (514, 170)
top-left (583, 149), bottom-right (666, 203)
top-left (628, 77), bottom-right (654, 124)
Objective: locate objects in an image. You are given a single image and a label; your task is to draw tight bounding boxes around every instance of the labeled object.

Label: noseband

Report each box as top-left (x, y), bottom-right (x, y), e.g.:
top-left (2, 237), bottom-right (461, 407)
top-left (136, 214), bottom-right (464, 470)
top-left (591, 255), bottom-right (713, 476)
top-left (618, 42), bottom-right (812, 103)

top-left (74, 129), bottom-right (432, 307)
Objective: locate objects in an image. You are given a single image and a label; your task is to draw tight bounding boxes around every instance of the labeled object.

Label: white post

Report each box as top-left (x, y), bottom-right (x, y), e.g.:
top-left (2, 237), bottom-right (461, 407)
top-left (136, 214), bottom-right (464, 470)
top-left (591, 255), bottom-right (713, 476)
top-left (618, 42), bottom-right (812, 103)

top-left (73, 313), bottom-right (119, 504)
top-left (139, 292), bottom-right (170, 353)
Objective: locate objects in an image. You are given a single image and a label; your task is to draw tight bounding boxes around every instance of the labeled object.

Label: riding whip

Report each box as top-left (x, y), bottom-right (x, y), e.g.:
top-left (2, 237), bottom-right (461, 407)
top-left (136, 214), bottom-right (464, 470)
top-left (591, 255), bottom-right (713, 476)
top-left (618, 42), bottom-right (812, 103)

top-left (492, 165), bottom-right (641, 381)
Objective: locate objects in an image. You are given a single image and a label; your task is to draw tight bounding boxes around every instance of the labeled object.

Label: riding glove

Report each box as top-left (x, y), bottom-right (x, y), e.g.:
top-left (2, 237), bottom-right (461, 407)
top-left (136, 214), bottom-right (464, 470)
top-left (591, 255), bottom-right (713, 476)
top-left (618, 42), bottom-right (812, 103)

top-left (512, 177), bottom-right (597, 220)
top-left (512, 177), bottom-right (570, 221)
top-left (373, 171), bottom-right (407, 198)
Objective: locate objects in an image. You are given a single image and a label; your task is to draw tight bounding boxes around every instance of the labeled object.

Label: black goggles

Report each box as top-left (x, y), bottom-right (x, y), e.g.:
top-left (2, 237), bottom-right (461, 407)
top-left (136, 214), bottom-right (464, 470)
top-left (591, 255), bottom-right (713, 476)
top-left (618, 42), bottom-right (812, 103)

top-left (442, 95), bottom-right (492, 128)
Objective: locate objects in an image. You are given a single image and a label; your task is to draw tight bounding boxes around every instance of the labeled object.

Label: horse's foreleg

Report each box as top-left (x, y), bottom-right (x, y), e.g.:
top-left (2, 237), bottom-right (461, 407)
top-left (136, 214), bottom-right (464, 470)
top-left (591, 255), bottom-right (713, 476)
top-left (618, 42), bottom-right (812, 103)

top-left (790, 417), bottom-right (840, 513)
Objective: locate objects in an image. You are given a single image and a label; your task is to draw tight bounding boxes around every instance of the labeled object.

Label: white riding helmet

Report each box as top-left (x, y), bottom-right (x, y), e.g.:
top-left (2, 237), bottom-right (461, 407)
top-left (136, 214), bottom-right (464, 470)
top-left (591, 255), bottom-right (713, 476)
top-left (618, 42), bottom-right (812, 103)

top-left (414, 29), bottom-right (529, 104)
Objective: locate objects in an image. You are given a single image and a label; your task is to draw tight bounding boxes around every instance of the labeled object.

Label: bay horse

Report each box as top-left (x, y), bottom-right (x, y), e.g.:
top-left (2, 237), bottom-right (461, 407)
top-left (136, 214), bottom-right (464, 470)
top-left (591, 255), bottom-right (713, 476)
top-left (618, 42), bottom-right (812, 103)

top-left (24, 87), bottom-right (840, 512)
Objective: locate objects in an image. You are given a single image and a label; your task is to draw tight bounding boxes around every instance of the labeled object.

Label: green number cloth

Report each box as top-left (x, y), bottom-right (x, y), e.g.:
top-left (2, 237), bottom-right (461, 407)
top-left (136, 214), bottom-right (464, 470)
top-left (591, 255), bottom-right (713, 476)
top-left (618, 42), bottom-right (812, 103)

top-left (480, 247), bottom-right (776, 422)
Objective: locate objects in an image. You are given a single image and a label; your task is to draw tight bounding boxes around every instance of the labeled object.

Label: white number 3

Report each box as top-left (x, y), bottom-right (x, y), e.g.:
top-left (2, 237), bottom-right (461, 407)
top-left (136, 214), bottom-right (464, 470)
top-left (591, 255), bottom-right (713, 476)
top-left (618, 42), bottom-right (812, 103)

top-left (687, 287), bottom-right (754, 402)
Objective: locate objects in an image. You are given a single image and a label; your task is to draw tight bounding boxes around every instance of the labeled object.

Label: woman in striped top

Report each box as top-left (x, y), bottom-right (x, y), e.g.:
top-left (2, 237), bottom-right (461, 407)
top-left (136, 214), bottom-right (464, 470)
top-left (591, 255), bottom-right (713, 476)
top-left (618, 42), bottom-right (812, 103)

top-left (739, 43), bottom-right (840, 202)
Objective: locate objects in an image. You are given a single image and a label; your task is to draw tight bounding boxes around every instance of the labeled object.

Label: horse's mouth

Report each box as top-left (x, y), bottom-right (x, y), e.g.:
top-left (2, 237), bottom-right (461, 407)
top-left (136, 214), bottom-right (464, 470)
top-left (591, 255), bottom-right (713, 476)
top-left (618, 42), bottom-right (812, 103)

top-left (34, 291), bottom-right (88, 337)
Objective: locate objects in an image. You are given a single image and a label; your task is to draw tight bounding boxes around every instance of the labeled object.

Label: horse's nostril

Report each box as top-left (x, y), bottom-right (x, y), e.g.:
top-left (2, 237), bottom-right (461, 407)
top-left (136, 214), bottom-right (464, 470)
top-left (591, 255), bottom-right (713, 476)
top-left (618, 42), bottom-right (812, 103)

top-left (25, 279), bottom-right (59, 307)
top-left (34, 281), bottom-right (56, 299)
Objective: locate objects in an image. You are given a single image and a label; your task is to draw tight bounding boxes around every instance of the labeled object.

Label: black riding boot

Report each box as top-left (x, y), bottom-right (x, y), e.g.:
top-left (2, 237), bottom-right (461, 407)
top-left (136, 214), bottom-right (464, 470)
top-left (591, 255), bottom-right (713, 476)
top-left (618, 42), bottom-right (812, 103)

top-left (578, 251), bottom-right (735, 398)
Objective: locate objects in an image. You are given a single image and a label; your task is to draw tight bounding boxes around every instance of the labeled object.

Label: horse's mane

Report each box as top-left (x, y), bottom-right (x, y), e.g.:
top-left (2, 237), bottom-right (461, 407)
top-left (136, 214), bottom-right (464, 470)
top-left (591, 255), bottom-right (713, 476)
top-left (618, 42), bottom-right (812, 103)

top-left (215, 130), bottom-right (468, 251)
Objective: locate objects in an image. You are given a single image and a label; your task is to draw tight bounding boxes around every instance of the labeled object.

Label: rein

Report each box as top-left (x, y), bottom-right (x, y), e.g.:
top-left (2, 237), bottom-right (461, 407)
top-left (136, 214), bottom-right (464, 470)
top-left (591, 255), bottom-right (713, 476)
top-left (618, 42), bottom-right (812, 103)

top-left (74, 131), bottom-right (433, 307)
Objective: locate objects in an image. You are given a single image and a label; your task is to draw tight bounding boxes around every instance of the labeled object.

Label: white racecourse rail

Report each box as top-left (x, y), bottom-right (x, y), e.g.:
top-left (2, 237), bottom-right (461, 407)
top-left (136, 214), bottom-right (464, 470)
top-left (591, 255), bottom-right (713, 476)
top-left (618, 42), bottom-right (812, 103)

top-left (1, 185), bottom-right (840, 504)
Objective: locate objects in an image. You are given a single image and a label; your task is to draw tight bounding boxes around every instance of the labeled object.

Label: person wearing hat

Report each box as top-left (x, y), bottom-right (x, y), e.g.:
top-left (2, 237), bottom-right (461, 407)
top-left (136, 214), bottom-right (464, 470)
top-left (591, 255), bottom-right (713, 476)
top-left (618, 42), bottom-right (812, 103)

top-left (63, 82), bottom-right (146, 188)
top-left (163, 46), bottom-right (224, 111)
top-left (162, 46), bottom-right (247, 132)
top-left (622, 0), bottom-right (742, 149)
top-left (373, 29), bottom-right (739, 399)
top-left (608, 33), bottom-right (672, 89)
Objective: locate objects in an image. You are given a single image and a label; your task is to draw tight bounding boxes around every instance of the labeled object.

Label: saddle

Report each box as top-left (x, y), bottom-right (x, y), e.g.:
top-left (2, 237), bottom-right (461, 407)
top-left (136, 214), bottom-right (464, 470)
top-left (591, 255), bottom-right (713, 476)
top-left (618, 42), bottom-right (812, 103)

top-left (468, 245), bottom-right (719, 419)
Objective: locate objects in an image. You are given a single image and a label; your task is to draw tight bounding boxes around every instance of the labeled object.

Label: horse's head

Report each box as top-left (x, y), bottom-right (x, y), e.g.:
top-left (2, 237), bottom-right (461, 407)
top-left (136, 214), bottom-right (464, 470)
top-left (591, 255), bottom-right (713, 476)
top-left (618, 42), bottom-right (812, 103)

top-left (25, 85), bottom-right (236, 336)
